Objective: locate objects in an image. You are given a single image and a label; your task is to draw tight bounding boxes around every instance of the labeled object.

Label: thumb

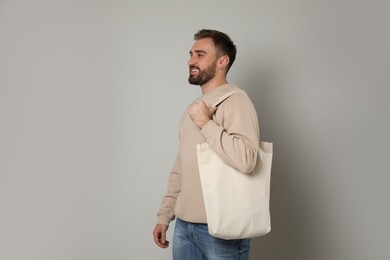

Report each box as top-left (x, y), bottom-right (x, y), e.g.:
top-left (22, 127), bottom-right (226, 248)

top-left (160, 231), bottom-right (166, 243)
top-left (210, 106), bottom-right (218, 115)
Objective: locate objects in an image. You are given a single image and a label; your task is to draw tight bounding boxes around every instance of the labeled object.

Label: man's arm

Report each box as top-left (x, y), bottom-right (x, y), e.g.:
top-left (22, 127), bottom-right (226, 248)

top-left (153, 155), bottom-right (181, 248)
top-left (189, 93), bottom-right (259, 173)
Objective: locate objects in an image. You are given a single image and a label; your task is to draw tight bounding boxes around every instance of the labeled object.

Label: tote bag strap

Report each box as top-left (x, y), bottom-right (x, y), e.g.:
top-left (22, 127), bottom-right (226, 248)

top-left (211, 90), bottom-right (246, 108)
top-left (211, 90), bottom-right (246, 122)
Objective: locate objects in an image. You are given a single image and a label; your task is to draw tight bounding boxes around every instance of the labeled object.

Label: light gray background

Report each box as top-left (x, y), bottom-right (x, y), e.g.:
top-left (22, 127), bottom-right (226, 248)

top-left (0, 0), bottom-right (389, 259)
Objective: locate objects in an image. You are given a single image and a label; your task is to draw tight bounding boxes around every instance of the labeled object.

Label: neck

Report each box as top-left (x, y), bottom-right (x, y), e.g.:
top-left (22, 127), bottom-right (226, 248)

top-left (200, 77), bottom-right (228, 95)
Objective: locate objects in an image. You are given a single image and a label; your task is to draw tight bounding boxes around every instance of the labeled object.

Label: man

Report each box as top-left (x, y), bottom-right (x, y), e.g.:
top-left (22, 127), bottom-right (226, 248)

top-left (153, 29), bottom-right (260, 260)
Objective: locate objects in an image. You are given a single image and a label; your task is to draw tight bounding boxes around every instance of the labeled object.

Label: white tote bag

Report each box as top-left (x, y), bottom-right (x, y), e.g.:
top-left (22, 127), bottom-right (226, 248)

top-left (197, 91), bottom-right (273, 240)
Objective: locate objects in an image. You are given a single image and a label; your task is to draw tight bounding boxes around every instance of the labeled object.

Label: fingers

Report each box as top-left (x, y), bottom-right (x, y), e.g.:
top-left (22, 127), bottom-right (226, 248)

top-left (189, 102), bottom-right (217, 119)
top-left (188, 101), bottom-right (218, 128)
top-left (191, 101), bottom-right (217, 114)
top-left (198, 101), bottom-right (217, 115)
top-left (153, 224), bottom-right (170, 249)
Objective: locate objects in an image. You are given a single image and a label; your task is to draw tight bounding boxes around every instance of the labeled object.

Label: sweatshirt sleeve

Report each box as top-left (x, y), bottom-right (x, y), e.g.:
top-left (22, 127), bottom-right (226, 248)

top-left (200, 93), bottom-right (260, 174)
top-left (157, 154), bottom-right (181, 225)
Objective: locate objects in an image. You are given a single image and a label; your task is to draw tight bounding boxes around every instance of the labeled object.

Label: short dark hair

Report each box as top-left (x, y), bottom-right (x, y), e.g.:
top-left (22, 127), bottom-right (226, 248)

top-left (194, 29), bottom-right (237, 72)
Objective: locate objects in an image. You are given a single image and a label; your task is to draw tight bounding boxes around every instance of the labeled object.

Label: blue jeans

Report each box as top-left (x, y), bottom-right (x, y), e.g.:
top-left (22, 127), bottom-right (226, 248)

top-left (173, 218), bottom-right (251, 260)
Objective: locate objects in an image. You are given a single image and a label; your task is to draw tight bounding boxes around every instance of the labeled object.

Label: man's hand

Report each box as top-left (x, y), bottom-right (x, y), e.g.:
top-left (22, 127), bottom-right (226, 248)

top-left (188, 101), bottom-right (217, 128)
top-left (153, 224), bottom-right (170, 248)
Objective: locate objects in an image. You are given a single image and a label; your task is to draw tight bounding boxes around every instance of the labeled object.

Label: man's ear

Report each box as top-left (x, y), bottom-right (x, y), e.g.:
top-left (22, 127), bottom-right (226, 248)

top-left (217, 55), bottom-right (230, 70)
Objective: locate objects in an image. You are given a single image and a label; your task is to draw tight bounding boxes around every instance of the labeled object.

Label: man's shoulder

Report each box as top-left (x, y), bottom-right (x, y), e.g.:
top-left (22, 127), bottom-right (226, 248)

top-left (215, 84), bottom-right (249, 101)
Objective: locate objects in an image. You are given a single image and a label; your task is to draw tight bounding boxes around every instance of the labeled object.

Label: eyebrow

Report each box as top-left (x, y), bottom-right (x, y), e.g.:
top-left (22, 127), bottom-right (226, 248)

top-left (189, 50), bottom-right (207, 55)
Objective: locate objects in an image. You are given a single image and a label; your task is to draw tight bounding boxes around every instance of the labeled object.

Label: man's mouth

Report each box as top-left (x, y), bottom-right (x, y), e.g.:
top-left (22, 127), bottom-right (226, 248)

top-left (190, 66), bottom-right (200, 74)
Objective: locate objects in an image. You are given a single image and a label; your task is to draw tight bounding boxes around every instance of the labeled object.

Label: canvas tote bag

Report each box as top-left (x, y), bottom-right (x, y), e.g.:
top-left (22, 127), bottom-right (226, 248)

top-left (196, 91), bottom-right (273, 240)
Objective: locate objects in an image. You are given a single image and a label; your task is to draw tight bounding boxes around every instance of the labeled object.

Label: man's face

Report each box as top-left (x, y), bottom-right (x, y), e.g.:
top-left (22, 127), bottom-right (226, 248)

top-left (188, 38), bottom-right (219, 86)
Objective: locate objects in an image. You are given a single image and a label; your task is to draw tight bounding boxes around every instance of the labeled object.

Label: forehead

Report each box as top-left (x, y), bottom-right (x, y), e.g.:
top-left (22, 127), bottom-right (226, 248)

top-left (190, 38), bottom-right (217, 54)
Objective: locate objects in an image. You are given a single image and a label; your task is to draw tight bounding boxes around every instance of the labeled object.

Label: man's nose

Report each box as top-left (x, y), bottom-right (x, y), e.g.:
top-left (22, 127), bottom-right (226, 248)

top-left (188, 56), bottom-right (195, 66)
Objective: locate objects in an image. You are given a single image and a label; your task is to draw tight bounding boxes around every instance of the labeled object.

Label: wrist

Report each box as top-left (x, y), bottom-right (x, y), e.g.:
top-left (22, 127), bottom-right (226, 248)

top-left (199, 118), bottom-right (211, 128)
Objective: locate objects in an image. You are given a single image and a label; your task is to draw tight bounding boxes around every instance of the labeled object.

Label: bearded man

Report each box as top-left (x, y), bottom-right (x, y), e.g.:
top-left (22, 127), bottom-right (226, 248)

top-left (153, 29), bottom-right (260, 260)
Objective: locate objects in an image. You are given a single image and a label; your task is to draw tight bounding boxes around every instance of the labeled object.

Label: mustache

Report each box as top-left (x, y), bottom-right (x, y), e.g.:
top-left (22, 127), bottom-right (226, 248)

top-left (189, 65), bottom-right (200, 70)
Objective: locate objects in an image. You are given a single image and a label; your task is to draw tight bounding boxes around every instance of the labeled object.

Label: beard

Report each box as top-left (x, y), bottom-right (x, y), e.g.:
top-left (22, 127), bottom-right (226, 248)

top-left (188, 61), bottom-right (217, 86)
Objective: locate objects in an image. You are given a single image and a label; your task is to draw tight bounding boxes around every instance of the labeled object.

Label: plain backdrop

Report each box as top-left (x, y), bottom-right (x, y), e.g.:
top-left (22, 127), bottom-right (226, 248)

top-left (0, 1), bottom-right (389, 259)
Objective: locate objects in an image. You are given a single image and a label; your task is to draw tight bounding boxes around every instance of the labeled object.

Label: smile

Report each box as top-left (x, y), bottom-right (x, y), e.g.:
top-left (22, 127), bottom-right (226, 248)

top-left (190, 66), bottom-right (200, 74)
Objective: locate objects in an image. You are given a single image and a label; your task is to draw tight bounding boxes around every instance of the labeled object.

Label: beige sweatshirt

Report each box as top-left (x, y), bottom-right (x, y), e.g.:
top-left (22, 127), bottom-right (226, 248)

top-left (157, 84), bottom-right (260, 225)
